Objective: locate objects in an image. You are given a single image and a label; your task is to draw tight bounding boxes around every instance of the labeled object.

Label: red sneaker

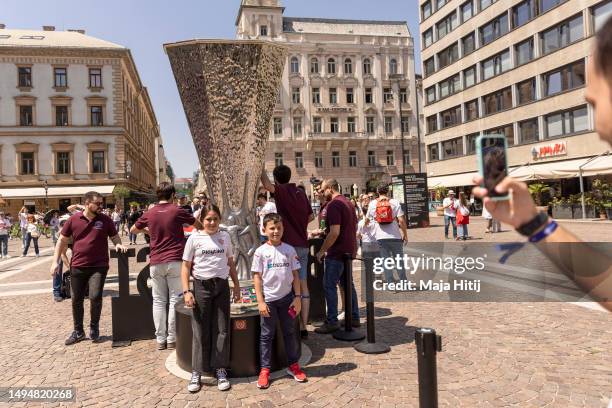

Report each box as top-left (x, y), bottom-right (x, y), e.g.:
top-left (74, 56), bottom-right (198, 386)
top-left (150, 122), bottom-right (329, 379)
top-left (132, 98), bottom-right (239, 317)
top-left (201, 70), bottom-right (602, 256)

top-left (286, 363), bottom-right (307, 382)
top-left (257, 368), bottom-right (270, 389)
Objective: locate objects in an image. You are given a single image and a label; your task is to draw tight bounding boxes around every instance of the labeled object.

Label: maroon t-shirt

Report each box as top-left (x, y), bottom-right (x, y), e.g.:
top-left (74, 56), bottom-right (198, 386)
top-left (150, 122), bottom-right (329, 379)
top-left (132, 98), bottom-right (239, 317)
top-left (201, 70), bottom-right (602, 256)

top-left (325, 195), bottom-right (357, 260)
top-left (274, 183), bottom-right (312, 248)
top-left (134, 203), bottom-right (195, 265)
top-left (61, 212), bottom-right (118, 268)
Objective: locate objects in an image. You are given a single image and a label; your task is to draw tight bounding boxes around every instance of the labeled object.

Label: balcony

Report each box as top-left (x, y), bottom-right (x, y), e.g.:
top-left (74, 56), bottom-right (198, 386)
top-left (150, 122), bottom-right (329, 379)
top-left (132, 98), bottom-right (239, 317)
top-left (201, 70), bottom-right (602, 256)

top-left (307, 132), bottom-right (370, 140)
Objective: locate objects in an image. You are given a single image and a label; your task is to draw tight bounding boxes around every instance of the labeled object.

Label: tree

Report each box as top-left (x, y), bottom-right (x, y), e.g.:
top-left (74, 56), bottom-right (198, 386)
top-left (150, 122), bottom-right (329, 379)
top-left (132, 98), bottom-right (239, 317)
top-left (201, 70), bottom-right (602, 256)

top-left (528, 183), bottom-right (550, 206)
top-left (113, 185), bottom-right (131, 209)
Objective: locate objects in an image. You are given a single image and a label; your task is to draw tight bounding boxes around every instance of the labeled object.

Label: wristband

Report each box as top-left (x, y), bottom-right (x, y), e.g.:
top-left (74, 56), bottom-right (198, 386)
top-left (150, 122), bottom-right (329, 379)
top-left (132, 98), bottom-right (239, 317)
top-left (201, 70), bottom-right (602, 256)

top-left (294, 295), bottom-right (302, 298)
top-left (528, 220), bottom-right (558, 243)
top-left (516, 211), bottom-right (549, 236)
top-left (182, 290), bottom-right (191, 295)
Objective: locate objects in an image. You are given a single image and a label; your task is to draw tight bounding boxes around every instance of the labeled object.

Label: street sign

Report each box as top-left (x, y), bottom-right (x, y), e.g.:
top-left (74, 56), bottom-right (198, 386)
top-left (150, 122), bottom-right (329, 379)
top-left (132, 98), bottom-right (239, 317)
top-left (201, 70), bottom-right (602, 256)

top-left (391, 173), bottom-right (430, 229)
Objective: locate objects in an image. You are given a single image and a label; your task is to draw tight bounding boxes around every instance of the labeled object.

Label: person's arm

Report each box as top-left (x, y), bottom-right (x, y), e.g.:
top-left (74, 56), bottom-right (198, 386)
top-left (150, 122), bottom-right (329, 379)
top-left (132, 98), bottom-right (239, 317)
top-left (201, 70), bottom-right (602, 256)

top-left (308, 213), bottom-right (315, 223)
top-left (260, 169), bottom-right (276, 194)
top-left (50, 235), bottom-right (69, 276)
top-left (181, 260), bottom-right (195, 308)
top-left (228, 257), bottom-right (241, 302)
top-left (109, 235), bottom-right (128, 252)
top-left (398, 215), bottom-right (408, 242)
top-left (67, 204), bottom-right (84, 213)
top-left (316, 224), bottom-right (340, 262)
top-left (289, 270), bottom-right (302, 314)
top-left (253, 273), bottom-right (270, 317)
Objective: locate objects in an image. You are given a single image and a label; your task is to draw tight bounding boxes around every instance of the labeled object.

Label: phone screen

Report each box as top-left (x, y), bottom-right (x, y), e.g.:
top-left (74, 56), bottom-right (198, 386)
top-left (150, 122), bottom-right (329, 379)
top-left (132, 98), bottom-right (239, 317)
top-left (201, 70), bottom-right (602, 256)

top-left (481, 137), bottom-right (508, 198)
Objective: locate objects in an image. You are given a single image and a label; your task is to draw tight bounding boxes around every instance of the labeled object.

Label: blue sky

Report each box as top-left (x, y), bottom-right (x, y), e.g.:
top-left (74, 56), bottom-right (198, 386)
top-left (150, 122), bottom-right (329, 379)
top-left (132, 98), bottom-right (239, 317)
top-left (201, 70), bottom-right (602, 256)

top-left (2, 0), bottom-right (421, 177)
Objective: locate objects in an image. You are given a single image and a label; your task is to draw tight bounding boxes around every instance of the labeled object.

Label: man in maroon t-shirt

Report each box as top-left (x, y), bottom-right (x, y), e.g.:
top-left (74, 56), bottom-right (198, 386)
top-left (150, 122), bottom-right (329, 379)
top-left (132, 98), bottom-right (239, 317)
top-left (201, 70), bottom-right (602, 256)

top-left (130, 182), bottom-right (199, 350)
top-left (314, 179), bottom-right (359, 334)
top-left (50, 191), bottom-right (128, 345)
top-left (261, 165), bottom-right (314, 338)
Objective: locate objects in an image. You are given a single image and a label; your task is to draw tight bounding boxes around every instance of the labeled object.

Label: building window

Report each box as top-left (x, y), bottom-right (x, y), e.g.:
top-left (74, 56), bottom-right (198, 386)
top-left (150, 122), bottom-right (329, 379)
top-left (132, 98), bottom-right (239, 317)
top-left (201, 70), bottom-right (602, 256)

top-left (368, 151), bottom-right (376, 166)
top-left (428, 144), bottom-right (440, 162)
top-left (344, 58), bottom-right (353, 74)
top-left (400, 88), bottom-right (408, 104)
top-left (401, 116), bottom-right (410, 133)
top-left (91, 151), bottom-right (105, 173)
top-left (424, 57), bottom-right (436, 76)
top-left (438, 42), bottom-right (459, 69)
top-left (312, 87), bottom-right (321, 104)
top-left (314, 152), bottom-right (323, 168)
top-left (544, 60), bottom-right (585, 97)
top-left (437, 11), bottom-right (458, 40)
top-left (440, 105), bottom-right (462, 128)
top-left (480, 13), bottom-right (509, 46)
top-left (513, 0), bottom-right (537, 28)
top-left (332, 151), bottom-right (340, 167)
top-left (439, 74), bottom-right (461, 98)
top-left (19, 105), bottom-right (33, 126)
top-left (462, 32), bottom-right (476, 56)
top-left (313, 117), bottom-right (322, 133)
top-left (386, 150), bottom-right (395, 166)
top-left (540, 0), bottom-right (567, 14)
top-left (518, 118), bottom-right (539, 144)
top-left (18, 67), bottom-right (32, 87)
top-left (384, 116), bottom-right (393, 134)
top-left (443, 137), bottom-right (463, 158)
top-left (293, 117), bottom-right (302, 135)
top-left (464, 65), bottom-right (477, 88)
top-left (423, 28), bottom-right (434, 48)
top-left (260, 25), bottom-right (268, 36)
top-left (330, 117), bottom-right (339, 133)
top-left (403, 151), bottom-right (411, 167)
top-left (517, 77), bottom-right (536, 104)
top-left (466, 133), bottom-right (480, 154)
top-left (515, 38), bottom-right (534, 66)
top-left (273, 118), bottom-right (283, 135)
top-left (290, 57), bottom-right (300, 74)
top-left (327, 58), bottom-right (336, 74)
top-left (461, 0), bottom-right (474, 22)
top-left (275, 152), bottom-right (283, 167)
top-left (485, 124), bottom-right (515, 146)
top-left (310, 58), bottom-right (319, 74)
top-left (427, 114), bottom-right (438, 133)
top-left (89, 68), bottom-right (102, 88)
top-left (422, 1), bottom-right (432, 20)
top-left (545, 105), bottom-right (588, 138)
top-left (295, 152), bottom-right (304, 168)
top-left (465, 99), bottom-right (479, 121)
top-left (389, 58), bottom-right (398, 75)
top-left (426, 86), bottom-right (436, 104)
top-left (480, 0), bottom-right (498, 11)
top-left (90, 106), bottom-right (103, 126)
top-left (349, 151), bottom-right (357, 167)
top-left (20, 152), bottom-right (35, 175)
top-left (365, 88), bottom-right (373, 104)
top-left (329, 88), bottom-right (337, 104)
top-left (363, 58), bottom-right (372, 74)
top-left (483, 87), bottom-right (512, 115)
top-left (383, 88), bottom-right (393, 103)
top-left (366, 117), bottom-right (375, 134)
top-left (593, 1), bottom-right (612, 31)
top-left (482, 49), bottom-right (511, 80)
top-left (55, 106), bottom-right (69, 126)
top-left (541, 15), bottom-right (583, 55)
top-left (292, 87), bottom-right (301, 104)
top-left (346, 87), bottom-right (354, 104)
top-left (56, 151), bottom-right (70, 174)
top-left (54, 67), bottom-right (67, 88)
top-left (347, 117), bottom-right (356, 133)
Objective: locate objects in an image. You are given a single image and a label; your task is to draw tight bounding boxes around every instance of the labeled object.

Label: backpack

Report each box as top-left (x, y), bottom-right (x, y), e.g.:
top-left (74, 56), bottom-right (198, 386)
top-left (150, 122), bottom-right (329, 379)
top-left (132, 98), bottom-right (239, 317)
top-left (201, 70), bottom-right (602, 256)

top-left (374, 197), bottom-right (394, 225)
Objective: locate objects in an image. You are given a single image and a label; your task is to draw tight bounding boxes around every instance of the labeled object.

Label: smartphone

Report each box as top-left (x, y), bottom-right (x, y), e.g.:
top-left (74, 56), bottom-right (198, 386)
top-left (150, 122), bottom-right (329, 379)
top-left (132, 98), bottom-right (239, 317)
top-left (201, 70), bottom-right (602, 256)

top-left (476, 134), bottom-right (509, 201)
top-left (288, 306), bottom-right (297, 319)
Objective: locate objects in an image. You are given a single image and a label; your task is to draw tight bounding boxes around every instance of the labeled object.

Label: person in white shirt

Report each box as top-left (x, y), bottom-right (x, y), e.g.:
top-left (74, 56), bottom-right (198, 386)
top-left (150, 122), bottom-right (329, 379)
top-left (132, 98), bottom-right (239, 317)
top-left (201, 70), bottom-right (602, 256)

top-left (256, 193), bottom-right (277, 242)
top-left (0, 212), bottom-right (11, 259)
top-left (366, 184), bottom-right (408, 284)
top-left (182, 204), bottom-right (240, 393)
top-left (111, 208), bottom-right (122, 233)
top-left (357, 202), bottom-right (380, 289)
top-left (22, 214), bottom-right (40, 257)
top-left (442, 190), bottom-right (458, 239)
top-left (18, 207), bottom-right (29, 249)
top-left (49, 212), bottom-right (60, 245)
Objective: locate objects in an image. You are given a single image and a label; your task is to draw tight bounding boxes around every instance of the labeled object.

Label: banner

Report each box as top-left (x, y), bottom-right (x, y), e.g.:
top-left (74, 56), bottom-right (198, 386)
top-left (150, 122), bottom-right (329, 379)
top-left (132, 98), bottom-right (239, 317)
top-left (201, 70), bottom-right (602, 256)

top-left (391, 173), bottom-right (430, 229)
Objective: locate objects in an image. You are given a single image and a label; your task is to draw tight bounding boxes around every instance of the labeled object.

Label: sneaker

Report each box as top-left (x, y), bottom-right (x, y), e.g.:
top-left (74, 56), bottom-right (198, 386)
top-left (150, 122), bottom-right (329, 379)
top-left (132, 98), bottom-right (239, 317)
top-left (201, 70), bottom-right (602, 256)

top-left (167, 342), bottom-right (176, 350)
top-left (286, 363), bottom-right (307, 382)
top-left (157, 341), bottom-right (167, 350)
top-left (65, 330), bottom-right (85, 346)
top-left (300, 329), bottom-right (308, 339)
top-left (187, 371), bottom-right (201, 393)
top-left (216, 368), bottom-right (231, 391)
top-left (53, 296), bottom-right (63, 302)
top-left (257, 368), bottom-right (270, 389)
top-left (337, 311), bottom-right (345, 320)
top-left (314, 322), bottom-right (339, 334)
top-left (89, 326), bottom-right (100, 342)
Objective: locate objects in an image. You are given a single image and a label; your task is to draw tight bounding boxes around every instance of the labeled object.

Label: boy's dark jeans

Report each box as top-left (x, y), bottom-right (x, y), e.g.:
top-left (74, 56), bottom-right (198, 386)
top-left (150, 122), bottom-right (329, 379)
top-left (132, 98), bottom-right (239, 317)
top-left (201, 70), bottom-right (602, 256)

top-left (52, 260), bottom-right (64, 298)
top-left (71, 267), bottom-right (108, 333)
top-left (260, 292), bottom-right (299, 370)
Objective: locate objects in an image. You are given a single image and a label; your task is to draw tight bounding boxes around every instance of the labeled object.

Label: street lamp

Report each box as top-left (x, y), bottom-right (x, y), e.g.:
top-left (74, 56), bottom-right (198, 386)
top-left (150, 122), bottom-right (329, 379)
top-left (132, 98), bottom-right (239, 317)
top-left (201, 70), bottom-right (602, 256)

top-left (389, 74), bottom-right (408, 176)
top-left (42, 179), bottom-right (49, 211)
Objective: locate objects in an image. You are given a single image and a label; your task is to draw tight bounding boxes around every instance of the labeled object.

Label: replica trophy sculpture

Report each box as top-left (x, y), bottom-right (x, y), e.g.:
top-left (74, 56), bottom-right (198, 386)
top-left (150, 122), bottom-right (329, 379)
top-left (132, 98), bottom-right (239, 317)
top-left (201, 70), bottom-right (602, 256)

top-left (165, 40), bottom-right (287, 280)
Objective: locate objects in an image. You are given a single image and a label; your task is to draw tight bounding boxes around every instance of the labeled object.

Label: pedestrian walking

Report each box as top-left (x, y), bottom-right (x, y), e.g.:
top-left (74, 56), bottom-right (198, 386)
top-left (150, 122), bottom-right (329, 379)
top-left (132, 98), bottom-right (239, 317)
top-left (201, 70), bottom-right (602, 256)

top-left (22, 215), bottom-right (40, 257)
top-left (456, 192), bottom-right (471, 241)
top-left (49, 211), bottom-right (60, 245)
top-left (0, 212), bottom-right (11, 259)
top-left (443, 190), bottom-right (458, 239)
top-left (127, 206), bottom-right (140, 245)
top-left (111, 208), bottom-right (122, 233)
top-left (18, 206), bottom-right (29, 249)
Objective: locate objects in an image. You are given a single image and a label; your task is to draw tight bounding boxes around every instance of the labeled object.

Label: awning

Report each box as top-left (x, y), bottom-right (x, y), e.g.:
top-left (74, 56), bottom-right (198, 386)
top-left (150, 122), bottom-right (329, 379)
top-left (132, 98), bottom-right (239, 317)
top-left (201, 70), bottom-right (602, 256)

top-left (427, 172), bottom-right (478, 188)
top-left (0, 185), bottom-right (116, 199)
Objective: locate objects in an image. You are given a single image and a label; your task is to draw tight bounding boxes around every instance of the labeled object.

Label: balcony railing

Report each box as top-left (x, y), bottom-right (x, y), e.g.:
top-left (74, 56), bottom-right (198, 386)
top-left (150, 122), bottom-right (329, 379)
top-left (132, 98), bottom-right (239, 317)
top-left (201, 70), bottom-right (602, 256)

top-left (307, 132), bottom-right (370, 140)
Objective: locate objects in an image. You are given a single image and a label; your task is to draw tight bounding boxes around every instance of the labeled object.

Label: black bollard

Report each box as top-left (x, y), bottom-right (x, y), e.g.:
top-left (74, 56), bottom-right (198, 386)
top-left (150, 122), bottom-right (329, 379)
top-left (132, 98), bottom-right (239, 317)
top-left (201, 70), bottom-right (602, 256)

top-left (333, 254), bottom-right (365, 341)
top-left (354, 252), bottom-right (390, 354)
top-left (415, 328), bottom-right (442, 408)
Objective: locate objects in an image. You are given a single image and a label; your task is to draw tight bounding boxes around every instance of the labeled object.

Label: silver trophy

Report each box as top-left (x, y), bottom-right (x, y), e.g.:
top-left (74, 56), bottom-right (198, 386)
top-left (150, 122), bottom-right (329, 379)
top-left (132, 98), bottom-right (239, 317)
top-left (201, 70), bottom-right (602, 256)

top-left (165, 40), bottom-right (287, 280)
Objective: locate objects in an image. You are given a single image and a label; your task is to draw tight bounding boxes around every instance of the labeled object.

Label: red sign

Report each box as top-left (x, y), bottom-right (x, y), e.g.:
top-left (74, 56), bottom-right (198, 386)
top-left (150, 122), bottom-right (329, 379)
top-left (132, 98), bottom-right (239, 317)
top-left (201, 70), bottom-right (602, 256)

top-left (234, 320), bottom-right (247, 330)
top-left (532, 142), bottom-right (567, 159)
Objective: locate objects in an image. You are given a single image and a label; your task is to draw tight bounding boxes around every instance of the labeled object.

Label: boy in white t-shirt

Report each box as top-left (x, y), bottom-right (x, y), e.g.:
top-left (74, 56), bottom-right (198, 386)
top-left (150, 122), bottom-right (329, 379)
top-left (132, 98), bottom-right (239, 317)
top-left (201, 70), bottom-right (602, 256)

top-left (252, 213), bottom-right (306, 389)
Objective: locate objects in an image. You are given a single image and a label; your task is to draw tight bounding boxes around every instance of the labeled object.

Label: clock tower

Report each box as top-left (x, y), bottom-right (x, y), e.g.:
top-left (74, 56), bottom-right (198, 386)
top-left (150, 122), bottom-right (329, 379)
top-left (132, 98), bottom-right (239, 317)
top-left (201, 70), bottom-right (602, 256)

top-left (235, 0), bottom-right (284, 40)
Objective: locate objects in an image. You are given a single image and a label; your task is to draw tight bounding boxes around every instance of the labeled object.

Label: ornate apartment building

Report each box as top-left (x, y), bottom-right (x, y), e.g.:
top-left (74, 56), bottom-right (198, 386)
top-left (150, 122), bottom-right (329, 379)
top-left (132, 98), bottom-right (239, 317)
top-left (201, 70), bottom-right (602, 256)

top-left (0, 26), bottom-right (167, 214)
top-left (236, 0), bottom-right (423, 196)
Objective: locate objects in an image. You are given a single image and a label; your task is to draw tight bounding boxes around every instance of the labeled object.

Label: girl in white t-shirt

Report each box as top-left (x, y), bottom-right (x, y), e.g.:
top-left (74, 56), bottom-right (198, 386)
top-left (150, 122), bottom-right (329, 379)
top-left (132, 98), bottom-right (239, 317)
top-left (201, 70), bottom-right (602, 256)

top-left (181, 204), bottom-right (240, 393)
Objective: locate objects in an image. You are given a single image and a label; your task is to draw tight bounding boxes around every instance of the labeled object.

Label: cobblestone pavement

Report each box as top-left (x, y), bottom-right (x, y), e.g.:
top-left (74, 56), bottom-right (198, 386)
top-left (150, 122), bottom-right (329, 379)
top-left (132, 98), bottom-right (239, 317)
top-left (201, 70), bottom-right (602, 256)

top-left (0, 222), bottom-right (610, 407)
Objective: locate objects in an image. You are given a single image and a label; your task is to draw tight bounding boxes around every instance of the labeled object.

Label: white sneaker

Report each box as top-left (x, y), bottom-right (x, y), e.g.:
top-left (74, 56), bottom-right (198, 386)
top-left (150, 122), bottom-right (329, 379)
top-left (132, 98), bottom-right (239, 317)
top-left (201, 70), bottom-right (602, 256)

top-left (337, 311), bottom-right (345, 321)
top-left (187, 371), bottom-right (201, 393)
top-left (216, 368), bottom-right (230, 391)
top-left (5, 255), bottom-right (11, 259)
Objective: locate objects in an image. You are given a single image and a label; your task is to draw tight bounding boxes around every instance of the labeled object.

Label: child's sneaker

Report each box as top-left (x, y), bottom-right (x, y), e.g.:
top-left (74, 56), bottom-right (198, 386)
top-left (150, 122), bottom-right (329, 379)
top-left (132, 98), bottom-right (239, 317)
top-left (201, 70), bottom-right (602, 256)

top-left (257, 368), bottom-right (270, 389)
top-left (286, 363), bottom-right (307, 382)
top-left (216, 368), bottom-right (230, 391)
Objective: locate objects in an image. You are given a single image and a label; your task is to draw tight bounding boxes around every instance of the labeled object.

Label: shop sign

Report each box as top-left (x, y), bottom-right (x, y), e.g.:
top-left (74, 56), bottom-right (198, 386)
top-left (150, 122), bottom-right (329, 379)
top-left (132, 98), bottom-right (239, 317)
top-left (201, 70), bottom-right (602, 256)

top-left (531, 141), bottom-right (567, 160)
top-left (24, 200), bottom-right (35, 206)
top-left (316, 107), bottom-right (354, 113)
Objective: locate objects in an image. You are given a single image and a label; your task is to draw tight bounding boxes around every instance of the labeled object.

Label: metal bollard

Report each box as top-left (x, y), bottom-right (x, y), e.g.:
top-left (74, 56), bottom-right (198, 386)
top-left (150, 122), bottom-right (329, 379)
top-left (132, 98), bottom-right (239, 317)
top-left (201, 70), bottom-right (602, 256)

top-left (332, 253), bottom-right (365, 341)
top-left (415, 328), bottom-right (442, 408)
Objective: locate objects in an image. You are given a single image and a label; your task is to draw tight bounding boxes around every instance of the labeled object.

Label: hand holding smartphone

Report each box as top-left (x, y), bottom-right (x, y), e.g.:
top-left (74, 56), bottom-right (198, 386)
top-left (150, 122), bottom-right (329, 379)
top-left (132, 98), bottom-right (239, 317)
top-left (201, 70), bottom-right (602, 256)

top-left (476, 134), bottom-right (509, 200)
top-left (288, 305), bottom-right (297, 319)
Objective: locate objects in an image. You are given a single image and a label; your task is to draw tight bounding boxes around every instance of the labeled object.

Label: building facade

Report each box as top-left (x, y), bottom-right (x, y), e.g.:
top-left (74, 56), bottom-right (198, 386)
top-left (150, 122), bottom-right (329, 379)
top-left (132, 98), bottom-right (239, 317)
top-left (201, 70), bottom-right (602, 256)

top-left (0, 26), bottom-right (166, 214)
top-left (236, 0), bottom-right (423, 197)
top-left (419, 0), bottom-right (612, 192)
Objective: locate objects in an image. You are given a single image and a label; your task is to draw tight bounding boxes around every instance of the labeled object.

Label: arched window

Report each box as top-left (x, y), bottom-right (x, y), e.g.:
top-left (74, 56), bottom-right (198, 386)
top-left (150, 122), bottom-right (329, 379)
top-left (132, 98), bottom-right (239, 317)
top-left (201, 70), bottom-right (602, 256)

top-left (310, 57), bottom-right (319, 74)
top-left (363, 58), bottom-right (371, 75)
top-left (327, 58), bottom-right (336, 75)
top-left (290, 56), bottom-right (300, 74)
top-left (344, 58), bottom-right (352, 74)
top-left (389, 58), bottom-right (398, 75)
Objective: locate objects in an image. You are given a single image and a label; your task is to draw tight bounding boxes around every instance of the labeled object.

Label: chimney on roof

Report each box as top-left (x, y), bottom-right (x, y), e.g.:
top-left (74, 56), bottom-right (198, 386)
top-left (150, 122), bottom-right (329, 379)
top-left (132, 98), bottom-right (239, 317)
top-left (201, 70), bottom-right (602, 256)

top-left (0, 24), bottom-right (6, 29)
top-left (67, 29), bottom-right (86, 34)
top-left (43, 25), bottom-right (55, 31)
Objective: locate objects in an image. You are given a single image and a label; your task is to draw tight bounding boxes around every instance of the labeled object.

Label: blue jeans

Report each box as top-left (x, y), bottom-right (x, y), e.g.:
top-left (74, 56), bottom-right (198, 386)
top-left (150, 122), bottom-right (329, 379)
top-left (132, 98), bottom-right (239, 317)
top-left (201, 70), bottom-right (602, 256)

top-left (51, 227), bottom-right (59, 245)
top-left (444, 215), bottom-right (457, 238)
top-left (294, 246), bottom-right (309, 280)
top-left (459, 224), bottom-right (469, 239)
top-left (23, 233), bottom-right (39, 256)
top-left (324, 257), bottom-right (359, 324)
top-left (53, 260), bottom-right (64, 298)
top-left (259, 292), bottom-right (299, 369)
top-left (378, 239), bottom-right (407, 283)
top-left (0, 235), bottom-right (8, 256)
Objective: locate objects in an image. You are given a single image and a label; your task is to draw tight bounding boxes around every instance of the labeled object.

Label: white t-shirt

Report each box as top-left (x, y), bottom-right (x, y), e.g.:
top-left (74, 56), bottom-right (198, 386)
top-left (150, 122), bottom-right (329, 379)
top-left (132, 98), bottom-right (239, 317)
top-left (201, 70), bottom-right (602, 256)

top-left (0, 218), bottom-right (10, 235)
top-left (251, 242), bottom-right (299, 302)
top-left (367, 198), bottom-right (404, 240)
top-left (258, 201), bottom-right (277, 234)
top-left (19, 212), bottom-right (28, 228)
top-left (443, 197), bottom-right (457, 217)
top-left (111, 212), bottom-right (121, 222)
top-left (26, 223), bottom-right (39, 236)
top-left (357, 219), bottom-right (377, 244)
top-left (182, 230), bottom-right (233, 280)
